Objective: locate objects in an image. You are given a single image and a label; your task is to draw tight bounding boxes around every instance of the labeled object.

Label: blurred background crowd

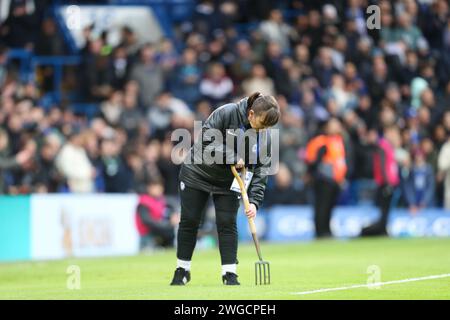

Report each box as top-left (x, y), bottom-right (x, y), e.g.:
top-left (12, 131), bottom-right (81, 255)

top-left (0, 0), bottom-right (450, 215)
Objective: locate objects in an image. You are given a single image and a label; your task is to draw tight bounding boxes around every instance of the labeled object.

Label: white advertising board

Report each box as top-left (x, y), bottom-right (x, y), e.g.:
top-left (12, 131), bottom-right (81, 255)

top-left (31, 194), bottom-right (140, 260)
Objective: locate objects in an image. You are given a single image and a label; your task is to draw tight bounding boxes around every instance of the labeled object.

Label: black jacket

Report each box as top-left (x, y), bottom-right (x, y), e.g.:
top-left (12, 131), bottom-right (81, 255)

top-left (179, 97), bottom-right (272, 209)
top-left (0, 153), bottom-right (19, 193)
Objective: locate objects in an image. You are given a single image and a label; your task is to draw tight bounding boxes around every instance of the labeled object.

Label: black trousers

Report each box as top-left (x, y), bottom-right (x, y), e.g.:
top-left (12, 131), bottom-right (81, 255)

top-left (143, 220), bottom-right (175, 248)
top-left (361, 184), bottom-right (394, 236)
top-left (177, 184), bottom-right (240, 265)
top-left (313, 178), bottom-right (340, 238)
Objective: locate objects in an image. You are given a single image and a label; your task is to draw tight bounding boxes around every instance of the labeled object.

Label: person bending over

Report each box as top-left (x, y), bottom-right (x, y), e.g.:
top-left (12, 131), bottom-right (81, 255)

top-left (170, 92), bottom-right (280, 286)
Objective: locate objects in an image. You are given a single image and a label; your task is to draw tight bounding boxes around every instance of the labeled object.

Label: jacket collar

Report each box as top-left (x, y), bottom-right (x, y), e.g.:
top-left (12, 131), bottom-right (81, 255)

top-left (237, 97), bottom-right (251, 128)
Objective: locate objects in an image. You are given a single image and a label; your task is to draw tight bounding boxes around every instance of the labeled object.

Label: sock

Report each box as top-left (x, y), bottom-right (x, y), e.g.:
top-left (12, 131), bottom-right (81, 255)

top-left (177, 259), bottom-right (191, 271)
top-left (222, 264), bottom-right (237, 276)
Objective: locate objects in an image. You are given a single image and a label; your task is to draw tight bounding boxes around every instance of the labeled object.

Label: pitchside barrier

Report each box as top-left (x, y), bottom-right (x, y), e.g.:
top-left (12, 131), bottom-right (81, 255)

top-left (1, 195), bottom-right (449, 262)
top-left (0, 195), bottom-right (140, 262)
top-left (237, 206), bottom-right (450, 242)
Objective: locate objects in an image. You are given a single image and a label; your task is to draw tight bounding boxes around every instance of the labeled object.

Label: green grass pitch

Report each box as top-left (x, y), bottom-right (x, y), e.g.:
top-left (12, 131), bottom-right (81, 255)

top-left (1, 237), bottom-right (449, 299)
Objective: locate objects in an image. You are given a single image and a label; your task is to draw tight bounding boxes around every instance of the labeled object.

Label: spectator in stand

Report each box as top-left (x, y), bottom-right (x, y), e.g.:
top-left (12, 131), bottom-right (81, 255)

top-left (119, 90), bottom-right (142, 139)
top-left (302, 10), bottom-right (324, 58)
top-left (247, 28), bottom-right (267, 63)
top-left (0, 128), bottom-right (34, 193)
top-left (229, 39), bottom-right (255, 84)
top-left (263, 41), bottom-right (288, 94)
top-left (199, 62), bottom-right (233, 107)
top-left (99, 136), bottom-right (131, 193)
top-left (81, 38), bottom-right (113, 102)
top-left (394, 12), bottom-right (423, 51)
top-left (0, 0), bottom-right (39, 49)
top-left (32, 133), bottom-right (65, 193)
top-left (82, 128), bottom-right (103, 191)
top-left (141, 138), bottom-right (163, 186)
top-left (264, 163), bottom-right (304, 207)
top-left (124, 149), bottom-right (145, 193)
top-left (194, 99), bottom-right (212, 122)
top-left (110, 45), bottom-right (130, 90)
top-left (343, 61), bottom-right (366, 97)
top-left (293, 43), bottom-right (313, 79)
top-left (148, 91), bottom-right (194, 140)
top-left (299, 89), bottom-right (328, 139)
top-left (157, 38), bottom-right (178, 77)
top-left (34, 17), bottom-right (66, 56)
top-left (399, 50), bottom-right (420, 89)
top-left (345, 2), bottom-right (367, 43)
top-left (191, 0), bottom-right (215, 37)
top-left (130, 43), bottom-right (164, 109)
top-left (118, 25), bottom-right (140, 58)
top-left (55, 129), bottom-right (95, 193)
top-left (326, 73), bottom-right (358, 115)
top-left (419, 87), bottom-right (441, 126)
top-left (367, 55), bottom-right (391, 107)
top-left (259, 8), bottom-right (297, 53)
top-left (100, 90), bottom-right (124, 127)
top-left (313, 47), bottom-right (338, 88)
top-left (276, 94), bottom-right (306, 177)
top-left (157, 138), bottom-right (181, 199)
top-left (242, 64), bottom-right (275, 97)
top-left (215, 1), bottom-right (239, 31)
top-left (170, 48), bottom-right (202, 107)
top-left (351, 36), bottom-right (373, 82)
top-left (402, 149), bottom-right (435, 213)
top-left (422, 0), bottom-right (449, 51)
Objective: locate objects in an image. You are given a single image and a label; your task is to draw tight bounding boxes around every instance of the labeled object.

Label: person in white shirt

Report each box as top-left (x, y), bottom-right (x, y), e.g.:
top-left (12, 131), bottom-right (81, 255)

top-left (56, 129), bottom-right (95, 193)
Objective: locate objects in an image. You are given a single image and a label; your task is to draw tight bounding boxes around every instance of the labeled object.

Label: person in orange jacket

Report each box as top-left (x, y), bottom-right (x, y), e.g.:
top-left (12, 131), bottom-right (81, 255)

top-left (305, 118), bottom-right (347, 238)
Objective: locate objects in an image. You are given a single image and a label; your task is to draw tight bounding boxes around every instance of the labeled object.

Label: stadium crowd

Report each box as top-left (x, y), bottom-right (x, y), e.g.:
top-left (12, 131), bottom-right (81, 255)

top-left (0, 0), bottom-right (450, 215)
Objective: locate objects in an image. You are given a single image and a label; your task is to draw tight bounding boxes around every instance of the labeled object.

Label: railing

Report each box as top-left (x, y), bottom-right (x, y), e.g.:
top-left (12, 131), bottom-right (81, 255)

top-left (30, 55), bottom-right (81, 104)
top-left (7, 49), bottom-right (94, 114)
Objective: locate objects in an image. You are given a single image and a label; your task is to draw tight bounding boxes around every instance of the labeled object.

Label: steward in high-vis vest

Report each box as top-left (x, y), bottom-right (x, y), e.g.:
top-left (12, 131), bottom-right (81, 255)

top-left (305, 118), bottom-right (347, 238)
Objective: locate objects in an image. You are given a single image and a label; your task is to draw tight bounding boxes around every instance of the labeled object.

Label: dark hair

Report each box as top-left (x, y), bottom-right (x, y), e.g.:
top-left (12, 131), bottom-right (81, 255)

top-left (145, 176), bottom-right (164, 187)
top-left (247, 92), bottom-right (280, 127)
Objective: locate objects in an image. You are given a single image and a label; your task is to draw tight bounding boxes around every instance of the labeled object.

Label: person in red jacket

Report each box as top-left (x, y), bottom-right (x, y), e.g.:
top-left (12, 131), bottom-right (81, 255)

top-left (136, 178), bottom-right (180, 250)
top-left (361, 126), bottom-right (400, 236)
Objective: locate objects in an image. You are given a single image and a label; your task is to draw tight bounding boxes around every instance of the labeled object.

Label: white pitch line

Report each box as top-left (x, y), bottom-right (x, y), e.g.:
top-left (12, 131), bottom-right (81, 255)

top-left (292, 273), bottom-right (450, 295)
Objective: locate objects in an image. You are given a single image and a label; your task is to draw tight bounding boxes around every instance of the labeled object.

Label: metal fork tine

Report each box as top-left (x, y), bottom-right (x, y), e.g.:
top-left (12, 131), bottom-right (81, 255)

top-left (263, 263), bottom-right (267, 284)
top-left (259, 263), bottom-right (262, 285)
top-left (254, 262), bottom-right (271, 285)
top-left (264, 263), bottom-right (267, 284)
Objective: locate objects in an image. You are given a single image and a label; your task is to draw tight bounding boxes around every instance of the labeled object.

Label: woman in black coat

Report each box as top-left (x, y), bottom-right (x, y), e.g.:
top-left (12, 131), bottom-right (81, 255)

top-left (170, 92), bottom-right (280, 285)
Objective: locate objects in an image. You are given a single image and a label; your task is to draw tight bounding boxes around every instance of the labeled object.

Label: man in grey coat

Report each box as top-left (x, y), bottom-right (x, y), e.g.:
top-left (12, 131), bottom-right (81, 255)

top-left (130, 44), bottom-right (164, 109)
